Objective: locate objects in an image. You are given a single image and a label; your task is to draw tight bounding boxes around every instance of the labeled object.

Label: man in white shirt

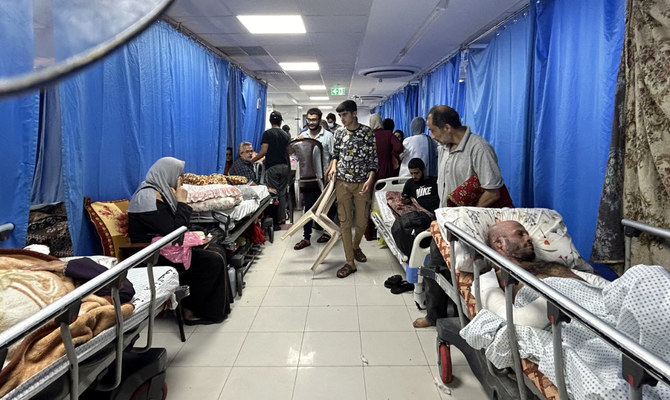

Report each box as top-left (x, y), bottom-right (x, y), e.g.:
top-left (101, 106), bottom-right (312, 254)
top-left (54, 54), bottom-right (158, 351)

top-left (293, 107), bottom-right (335, 250)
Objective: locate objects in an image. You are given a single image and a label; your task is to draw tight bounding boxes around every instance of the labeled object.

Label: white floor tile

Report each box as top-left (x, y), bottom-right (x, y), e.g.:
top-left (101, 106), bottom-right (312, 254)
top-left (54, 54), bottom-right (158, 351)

top-left (361, 331), bottom-right (428, 366)
top-left (243, 268), bottom-right (276, 286)
top-left (137, 330), bottom-right (189, 365)
top-left (170, 332), bottom-right (246, 367)
top-left (166, 366), bottom-right (230, 400)
top-left (299, 332), bottom-right (362, 366)
top-left (235, 286), bottom-right (268, 307)
top-left (219, 367), bottom-right (297, 400)
top-left (250, 306), bottom-right (308, 332)
top-left (262, 286), bottom-right (312, 306)
top-left (356, 285), bottom-right (407, 306)
top-left (309, 285), bottom-right (358, 306)
top-left (235, 332), bottom-right (303, 366)
top-left (196, 306), bottom-right (258, 333)
top-left (431, 364), bottom-right (488, 400)
top-left (293, 367), bottom-right (366, 400)
top-left (271, 267), bottom-right (315, 286)
top-left (305, 306), bottom-right (360, 332)
top-left (358, 305), bottom-right (414, 331)
top-left (364, 366), bottom-right (442, 400)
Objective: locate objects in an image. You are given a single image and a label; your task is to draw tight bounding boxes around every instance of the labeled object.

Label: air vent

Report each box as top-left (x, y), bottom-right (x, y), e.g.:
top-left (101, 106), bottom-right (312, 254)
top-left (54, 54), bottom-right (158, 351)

top-left (255, 70), bottom-right (286, 76)
top-left (358, 65), bottom-right (419, 79)
top-left (359, 95), bottom-right (384, 101)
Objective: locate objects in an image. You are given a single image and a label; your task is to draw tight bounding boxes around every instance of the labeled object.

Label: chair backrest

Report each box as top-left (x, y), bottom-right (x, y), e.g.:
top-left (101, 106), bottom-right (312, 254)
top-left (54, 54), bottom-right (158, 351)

top-left (254, 161), bottom-right (265, 184)
top-left (287, 138), bottom-right (324, 181)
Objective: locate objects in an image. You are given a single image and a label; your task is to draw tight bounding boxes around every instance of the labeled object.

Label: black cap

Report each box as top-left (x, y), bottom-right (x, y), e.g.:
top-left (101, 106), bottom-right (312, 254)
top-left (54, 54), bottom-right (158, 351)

top-left (270, 110), bottom-right (283, 125)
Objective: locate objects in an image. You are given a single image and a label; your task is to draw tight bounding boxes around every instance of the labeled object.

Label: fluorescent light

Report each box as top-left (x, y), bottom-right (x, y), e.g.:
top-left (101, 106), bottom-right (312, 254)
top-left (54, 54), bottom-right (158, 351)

top-left (281, 62), bottom-right (320, 71)
top-left (299, 85), bottom-right (326, 91)
top-left (237, 15), bottom-right (306, 34)
top-left (310, 96), bottom-right (330, 101)
top-left (319, 106), bottom-right (333, 109)
top-left (298, 106), bottom-right (303, 109)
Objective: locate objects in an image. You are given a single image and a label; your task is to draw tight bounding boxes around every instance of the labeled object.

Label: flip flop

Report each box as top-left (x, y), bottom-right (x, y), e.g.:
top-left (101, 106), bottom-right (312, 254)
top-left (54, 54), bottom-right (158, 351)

top-left (390, 281), bottom-right (414, 294)
top-left (384, 274), bottom-right (403, 289)
top-left (317, 233), bottom-right (331, 243)
top-left (294, 239), bottom-right (311, 250)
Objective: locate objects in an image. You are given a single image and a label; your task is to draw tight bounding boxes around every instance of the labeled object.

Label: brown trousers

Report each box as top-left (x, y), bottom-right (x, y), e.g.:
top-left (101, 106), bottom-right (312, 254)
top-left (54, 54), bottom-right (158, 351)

top-left (335, 180), bottom-right (370, 265)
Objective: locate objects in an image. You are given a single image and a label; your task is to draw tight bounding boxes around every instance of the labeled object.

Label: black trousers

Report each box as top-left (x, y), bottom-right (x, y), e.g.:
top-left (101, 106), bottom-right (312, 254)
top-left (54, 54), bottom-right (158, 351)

top-left (424, 239), bottom-right (457, 324)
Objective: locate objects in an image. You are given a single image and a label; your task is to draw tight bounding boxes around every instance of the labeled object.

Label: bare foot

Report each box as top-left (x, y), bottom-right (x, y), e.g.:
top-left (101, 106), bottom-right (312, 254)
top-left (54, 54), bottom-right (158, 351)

top-left (412, 317), bottom-right (434, 328)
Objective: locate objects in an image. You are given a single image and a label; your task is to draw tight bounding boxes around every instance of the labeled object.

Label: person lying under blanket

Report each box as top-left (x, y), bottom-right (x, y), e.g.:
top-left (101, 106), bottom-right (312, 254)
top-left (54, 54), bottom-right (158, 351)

top-left (460, 221), bottom-right (670, 399)
top-left (0, 252), bottom-right (135, 397)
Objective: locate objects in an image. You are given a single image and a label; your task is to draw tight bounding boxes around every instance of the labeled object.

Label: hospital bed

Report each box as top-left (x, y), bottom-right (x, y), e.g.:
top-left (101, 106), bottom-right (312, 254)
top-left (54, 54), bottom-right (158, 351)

top-left (0, 226), bottom-right (186, 400)
top-left (189, 185), bottom-right (271, 295)
top-left (371, 177), bottom-right (432, 309)
top-left (423, 207), bottom-right (670, 399)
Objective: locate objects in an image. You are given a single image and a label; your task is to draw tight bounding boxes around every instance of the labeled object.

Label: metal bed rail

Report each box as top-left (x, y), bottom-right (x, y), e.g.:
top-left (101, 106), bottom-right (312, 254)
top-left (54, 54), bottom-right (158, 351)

top-left (0, 226), bottom-right (187, 400)
top-left (443, 221), bottom-right (670, 400)
top-left (623, 218), bottom-right (670, 271)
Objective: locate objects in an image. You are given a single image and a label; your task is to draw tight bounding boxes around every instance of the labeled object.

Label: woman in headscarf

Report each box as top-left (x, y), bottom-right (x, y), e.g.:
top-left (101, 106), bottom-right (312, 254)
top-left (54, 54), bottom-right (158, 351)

top-left (369, 114), bottom-right (403, 180)
top-left (128, 157), bottom-right (232, 325)
top-left (399, 116), bottom-right (438, 177)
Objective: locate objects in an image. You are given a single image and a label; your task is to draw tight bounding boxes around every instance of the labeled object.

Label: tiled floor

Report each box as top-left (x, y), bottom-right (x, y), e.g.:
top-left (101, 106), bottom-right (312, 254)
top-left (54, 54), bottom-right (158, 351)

top-left (141, 224), bottom-right (487, 400)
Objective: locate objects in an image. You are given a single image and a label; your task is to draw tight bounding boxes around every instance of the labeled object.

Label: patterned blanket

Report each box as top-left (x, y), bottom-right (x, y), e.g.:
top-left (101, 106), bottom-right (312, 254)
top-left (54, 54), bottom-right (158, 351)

top-left (0, 252), bottom-right (134, 397)
top-left (460, 264), bottom-right (670, 400)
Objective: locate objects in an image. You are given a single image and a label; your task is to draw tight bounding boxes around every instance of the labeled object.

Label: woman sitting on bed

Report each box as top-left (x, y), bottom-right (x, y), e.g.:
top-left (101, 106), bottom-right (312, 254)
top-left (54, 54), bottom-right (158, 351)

top-left (128, 157), bottom-right (232, 325)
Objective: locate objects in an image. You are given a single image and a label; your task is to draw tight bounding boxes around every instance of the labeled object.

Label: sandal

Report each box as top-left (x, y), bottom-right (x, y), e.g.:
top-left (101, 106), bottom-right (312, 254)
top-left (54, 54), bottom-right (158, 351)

top-left (390, 281), bottom-right (414, 294)
top-left (353, 248), bottom-right (367, 263)
top-left (384, 274), bottom-right (403, 289)
top-left (316, 233), bottom-right (331, 243)
top-left (294, 239), bottom-right (311, 250)
top-left (336, 263), bottom-right (357, 279)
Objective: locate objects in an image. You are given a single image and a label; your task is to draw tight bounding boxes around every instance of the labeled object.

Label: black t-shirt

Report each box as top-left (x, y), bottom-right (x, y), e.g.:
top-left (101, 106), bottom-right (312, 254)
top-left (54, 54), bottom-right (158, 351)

top-left (261, 127), bottom-right (290, 169)
top-left (402, 176), bottom-right (440, 212)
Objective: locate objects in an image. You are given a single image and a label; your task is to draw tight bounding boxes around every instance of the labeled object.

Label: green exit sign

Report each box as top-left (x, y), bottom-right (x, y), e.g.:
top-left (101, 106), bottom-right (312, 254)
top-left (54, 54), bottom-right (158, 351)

top-left (330, 87), bottom-right (346, 96)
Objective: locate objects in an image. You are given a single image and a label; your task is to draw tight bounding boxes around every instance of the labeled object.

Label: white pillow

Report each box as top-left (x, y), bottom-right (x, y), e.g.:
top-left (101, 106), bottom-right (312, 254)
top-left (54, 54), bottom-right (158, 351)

top-left (434, 207), bottom-right (592, 273)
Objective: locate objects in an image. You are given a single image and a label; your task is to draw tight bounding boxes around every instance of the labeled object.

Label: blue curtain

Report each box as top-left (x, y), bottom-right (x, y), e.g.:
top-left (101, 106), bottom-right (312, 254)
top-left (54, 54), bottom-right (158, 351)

top-left (56, 22), bottom-right (232, 255)
top-left (227, 65), bottom-right (243, 159)
top-left (418, 56), bottom-right (464, 120)
top-left (464, 15), bottom-right (531, 207)
top-left (0, 2), bottom-right (40, 248)
top-left (532, 0), bottom-right (625, 260)
top-left (239, 74), bottom-right (268, 151)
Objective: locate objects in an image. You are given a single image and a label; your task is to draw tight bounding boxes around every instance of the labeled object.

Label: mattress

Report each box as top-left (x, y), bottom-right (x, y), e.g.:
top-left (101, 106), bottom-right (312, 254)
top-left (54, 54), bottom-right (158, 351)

top-left (1, 266), bottom-right (180, 400)
top-left (428, 221), bottom-right (560, 399)
top-left (190, 185), bottom-right (271, 227)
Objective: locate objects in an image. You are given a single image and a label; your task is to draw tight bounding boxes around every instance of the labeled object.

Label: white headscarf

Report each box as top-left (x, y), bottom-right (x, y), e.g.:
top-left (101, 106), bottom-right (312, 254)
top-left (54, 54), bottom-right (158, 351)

top-left (128, 157), bottom-right (185, 214)
top-left (369, 113), bottom-right (383, 130)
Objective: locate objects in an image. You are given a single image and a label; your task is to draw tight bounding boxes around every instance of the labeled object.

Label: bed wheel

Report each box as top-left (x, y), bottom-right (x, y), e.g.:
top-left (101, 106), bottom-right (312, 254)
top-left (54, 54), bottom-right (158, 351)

top-left (438, 342), bottom-right (453, 384)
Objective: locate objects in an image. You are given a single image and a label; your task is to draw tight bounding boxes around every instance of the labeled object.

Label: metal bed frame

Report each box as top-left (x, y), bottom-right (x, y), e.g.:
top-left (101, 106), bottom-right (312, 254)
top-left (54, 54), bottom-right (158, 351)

top-left (371, 177), bottom-right (432, 309)
top-left (425, 218), bottom-right (670, 400)
top-left (0, 226), bottom-right (187, 400)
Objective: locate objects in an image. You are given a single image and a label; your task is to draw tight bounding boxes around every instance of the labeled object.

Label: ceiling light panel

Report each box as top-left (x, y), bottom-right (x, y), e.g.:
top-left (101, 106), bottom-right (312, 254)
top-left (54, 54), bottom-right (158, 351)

top-left (280, 62), bottom-right (320, 71)
top-left (237, 15), bottom-right (306, 34)
top-left (299, 85), bottom-right (326, 91)
top-left (310, 96), bottom-right (330, 101)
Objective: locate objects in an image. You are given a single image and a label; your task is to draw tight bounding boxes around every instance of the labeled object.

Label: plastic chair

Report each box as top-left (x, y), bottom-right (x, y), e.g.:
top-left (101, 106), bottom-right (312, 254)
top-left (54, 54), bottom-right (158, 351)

top-left (253, 161), bottom-right (265, 185)
top-left (286, 138), bottom-right (325, 210)
top-left (281, 180), bottom-right (340, 271)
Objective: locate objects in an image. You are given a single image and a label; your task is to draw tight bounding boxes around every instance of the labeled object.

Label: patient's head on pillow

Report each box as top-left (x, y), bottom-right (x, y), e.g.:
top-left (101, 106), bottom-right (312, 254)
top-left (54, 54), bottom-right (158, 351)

top-left (487, 220), bottom-right (536, 263)
top-left (436, 207), bottom-right (593, 273)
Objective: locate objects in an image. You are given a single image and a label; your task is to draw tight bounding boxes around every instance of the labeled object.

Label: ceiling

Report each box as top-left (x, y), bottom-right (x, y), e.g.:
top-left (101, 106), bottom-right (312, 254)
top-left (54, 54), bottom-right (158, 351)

top-left (165, 0), bottom-right (527, 109)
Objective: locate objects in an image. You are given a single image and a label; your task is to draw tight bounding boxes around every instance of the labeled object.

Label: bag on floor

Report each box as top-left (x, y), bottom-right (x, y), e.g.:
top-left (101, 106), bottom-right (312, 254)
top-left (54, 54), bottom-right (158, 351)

top-left (391, 210), bottom-right (432, 256)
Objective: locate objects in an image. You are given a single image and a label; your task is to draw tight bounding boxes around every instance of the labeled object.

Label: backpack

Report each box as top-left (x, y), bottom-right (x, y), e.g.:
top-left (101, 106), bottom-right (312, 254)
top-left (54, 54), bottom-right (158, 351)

top-left (391, 210), bottom-right (433, 256)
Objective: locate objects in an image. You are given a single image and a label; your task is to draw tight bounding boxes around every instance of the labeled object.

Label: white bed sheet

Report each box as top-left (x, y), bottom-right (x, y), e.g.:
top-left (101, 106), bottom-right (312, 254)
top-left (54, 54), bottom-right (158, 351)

top-left (2, 266), bottom-right (180, 400)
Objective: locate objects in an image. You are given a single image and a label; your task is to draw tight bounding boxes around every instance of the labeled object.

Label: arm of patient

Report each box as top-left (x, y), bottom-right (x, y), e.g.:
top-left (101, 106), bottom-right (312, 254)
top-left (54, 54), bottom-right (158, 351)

top-left (477, 269), bottom-right (549, 329)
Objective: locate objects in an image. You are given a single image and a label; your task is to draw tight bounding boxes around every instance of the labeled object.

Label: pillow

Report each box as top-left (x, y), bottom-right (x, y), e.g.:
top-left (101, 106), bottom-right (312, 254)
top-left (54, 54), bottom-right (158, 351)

top-left (183, 172), bottom-right (228, 185)
top-left (237, 185), bottom-right (260, 200)
top-left (434, 207), bottom-right (592, 273)
top-left (190, 196), bottom-right (242, 212)
top-left (183, 184), bottom-right (243, 204)
top-left (226, 175), bottom-right (248, 185)
top-left (84, 197), bottom-right (130, 258)
top-left (447, 175), bottom-right (483, 207)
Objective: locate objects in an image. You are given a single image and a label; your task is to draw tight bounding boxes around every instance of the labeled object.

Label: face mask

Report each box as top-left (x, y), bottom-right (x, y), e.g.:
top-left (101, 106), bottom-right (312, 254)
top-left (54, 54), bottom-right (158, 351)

top-left (328, 122), bottom-right (334, 128)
